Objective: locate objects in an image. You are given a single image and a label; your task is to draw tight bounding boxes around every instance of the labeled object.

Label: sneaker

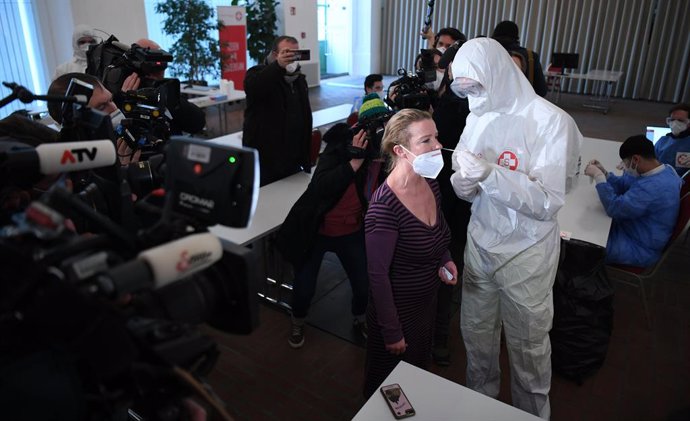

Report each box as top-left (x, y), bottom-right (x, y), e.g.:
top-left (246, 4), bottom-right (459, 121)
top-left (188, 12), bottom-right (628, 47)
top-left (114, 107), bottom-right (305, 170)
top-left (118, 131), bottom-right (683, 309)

top-left (288, 316), bottom-right (305, 348)
top-left (353, 318), bottom-right (368, 340)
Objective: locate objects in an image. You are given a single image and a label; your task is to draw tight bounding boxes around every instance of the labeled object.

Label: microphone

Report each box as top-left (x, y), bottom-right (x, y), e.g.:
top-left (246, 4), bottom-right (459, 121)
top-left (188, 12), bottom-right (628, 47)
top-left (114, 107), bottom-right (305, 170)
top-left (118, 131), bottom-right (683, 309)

top-left (96, 233), bottom-right (223, 297)
top-left (1, 140), bottom-right (117, 182)
top-left (36, 140), bottom-right (117, 174)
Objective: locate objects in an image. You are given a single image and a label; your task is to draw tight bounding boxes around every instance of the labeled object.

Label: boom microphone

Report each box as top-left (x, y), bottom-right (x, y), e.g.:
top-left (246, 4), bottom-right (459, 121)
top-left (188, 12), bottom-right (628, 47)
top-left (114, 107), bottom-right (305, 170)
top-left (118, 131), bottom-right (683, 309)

top-left (95, 233), bottom-right (224, 297)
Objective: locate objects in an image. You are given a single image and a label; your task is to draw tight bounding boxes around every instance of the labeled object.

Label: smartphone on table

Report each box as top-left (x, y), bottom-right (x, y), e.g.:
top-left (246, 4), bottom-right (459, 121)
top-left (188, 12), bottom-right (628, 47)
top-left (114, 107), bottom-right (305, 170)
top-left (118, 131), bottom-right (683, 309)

top-left (380, 383), bottom-right (416, 419)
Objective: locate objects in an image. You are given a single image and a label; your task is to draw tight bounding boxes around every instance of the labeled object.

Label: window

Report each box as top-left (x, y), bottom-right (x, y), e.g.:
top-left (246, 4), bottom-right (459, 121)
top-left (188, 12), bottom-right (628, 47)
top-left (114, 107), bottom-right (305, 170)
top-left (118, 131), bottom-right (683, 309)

top-left (0, 0), bottom-right (47, 119)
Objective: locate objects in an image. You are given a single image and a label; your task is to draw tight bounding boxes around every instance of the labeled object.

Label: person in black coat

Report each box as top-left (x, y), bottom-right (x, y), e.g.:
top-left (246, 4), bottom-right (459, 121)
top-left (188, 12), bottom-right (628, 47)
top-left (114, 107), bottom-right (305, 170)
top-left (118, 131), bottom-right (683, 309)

top-left (492, 21), bottom-right (548, 97)
top-left (242, 36), bottom-right (313, 186)
top-left (276, 95), bottom-right (390, 348)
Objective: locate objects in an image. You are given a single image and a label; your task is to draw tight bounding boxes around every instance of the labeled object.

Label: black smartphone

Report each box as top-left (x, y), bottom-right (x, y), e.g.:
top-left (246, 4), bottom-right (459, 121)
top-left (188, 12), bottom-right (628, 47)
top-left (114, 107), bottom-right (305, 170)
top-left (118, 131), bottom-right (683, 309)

top-left (380, 383), bottom-right (416, 419)
top-left (292, 49), bottom-right (311, 61)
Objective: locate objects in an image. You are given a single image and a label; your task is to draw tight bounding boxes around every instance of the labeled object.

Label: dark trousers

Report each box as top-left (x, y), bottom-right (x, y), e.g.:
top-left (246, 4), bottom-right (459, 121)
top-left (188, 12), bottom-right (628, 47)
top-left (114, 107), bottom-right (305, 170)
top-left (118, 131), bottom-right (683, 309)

top-left (290, 229), bottom-right (368, 319)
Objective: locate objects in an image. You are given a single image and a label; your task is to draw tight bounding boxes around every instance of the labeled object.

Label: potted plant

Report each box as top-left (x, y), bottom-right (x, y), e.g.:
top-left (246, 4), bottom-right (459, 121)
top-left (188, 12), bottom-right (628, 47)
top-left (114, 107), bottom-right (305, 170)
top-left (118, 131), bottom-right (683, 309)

top-left (231, 0), bottom-right (279, 63)
top-left (154, 0), bottom-right (223, 84)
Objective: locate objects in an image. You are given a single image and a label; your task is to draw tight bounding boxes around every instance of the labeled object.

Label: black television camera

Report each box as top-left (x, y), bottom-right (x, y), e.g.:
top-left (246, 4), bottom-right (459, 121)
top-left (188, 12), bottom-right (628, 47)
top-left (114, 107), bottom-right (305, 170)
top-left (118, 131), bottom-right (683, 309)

top-left (385, 49), bottom-right (439, 111)
top-left (0, 83), bottom-right (261, 420)
top-left (348, 111), bottom-right (395, 159)
top-left (86, 35), bottom-right (173, 95)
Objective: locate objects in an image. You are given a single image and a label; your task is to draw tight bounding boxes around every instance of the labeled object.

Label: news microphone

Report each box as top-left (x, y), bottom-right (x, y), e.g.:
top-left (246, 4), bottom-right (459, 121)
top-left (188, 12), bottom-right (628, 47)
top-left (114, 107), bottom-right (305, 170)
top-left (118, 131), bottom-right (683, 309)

top-left (96, 233), bottom-right (224, 297)
top-left (36, 140), bottom-right (117, 173)
top-left (1, 140), bottom-right (117, 184)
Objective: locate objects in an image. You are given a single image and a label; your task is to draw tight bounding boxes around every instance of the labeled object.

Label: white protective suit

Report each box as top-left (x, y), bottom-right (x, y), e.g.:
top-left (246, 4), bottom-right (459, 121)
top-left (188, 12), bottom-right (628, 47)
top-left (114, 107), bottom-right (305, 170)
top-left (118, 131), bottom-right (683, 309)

top-left (53, 25), bottom-right (99, 80)
top-left (450, 38), bottom-right (582, 419)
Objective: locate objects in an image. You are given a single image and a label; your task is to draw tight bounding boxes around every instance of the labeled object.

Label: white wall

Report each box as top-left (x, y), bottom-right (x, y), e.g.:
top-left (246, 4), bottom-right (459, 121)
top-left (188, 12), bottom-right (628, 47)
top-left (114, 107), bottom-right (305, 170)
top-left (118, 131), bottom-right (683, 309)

top-left (70, 0), bottom-right (149, 45)
top-left (34, 0), bottom-right (74, 79)
top-left (351, 0), bottom-right (382, 75)
top-left (277, 0), bottom-right (320, 87)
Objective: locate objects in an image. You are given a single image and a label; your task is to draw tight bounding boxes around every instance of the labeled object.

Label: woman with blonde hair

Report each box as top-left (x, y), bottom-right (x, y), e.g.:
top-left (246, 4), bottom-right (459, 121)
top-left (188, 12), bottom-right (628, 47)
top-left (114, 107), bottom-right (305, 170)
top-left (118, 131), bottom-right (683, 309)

top-left (363, 108), bottom-right (458, 397)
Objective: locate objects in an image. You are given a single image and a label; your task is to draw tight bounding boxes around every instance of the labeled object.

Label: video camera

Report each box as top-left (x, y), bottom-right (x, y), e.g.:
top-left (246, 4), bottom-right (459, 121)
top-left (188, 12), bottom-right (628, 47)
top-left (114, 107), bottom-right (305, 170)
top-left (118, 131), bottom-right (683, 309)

top-left (384, 49), bottom-right (440, 111)
top-left (349, 111), bottom-right (394, 159)
top-left (0, 82), bottom-right (260, 420)
top-left (86, 35), bottom-right (173, 95)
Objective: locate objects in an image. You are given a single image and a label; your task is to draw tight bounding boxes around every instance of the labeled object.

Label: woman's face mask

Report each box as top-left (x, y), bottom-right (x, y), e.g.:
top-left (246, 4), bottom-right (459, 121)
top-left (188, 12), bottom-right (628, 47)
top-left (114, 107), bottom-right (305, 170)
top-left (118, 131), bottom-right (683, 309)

top-left (425, 70), bottom-right (445, 91)
top-left (400, 145), bottom-right (444, 179)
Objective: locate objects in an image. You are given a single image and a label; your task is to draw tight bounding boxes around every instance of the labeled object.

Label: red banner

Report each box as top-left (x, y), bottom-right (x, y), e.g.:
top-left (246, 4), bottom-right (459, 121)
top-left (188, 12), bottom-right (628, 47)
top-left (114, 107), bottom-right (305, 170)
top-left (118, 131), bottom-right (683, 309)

top-left (218, 6), bottom-right (247, 90)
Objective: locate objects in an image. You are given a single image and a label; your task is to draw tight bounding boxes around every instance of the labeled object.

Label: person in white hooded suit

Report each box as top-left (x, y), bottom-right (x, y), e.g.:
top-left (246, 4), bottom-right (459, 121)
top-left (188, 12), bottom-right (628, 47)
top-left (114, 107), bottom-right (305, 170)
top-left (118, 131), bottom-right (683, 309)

top-left (53, 24), bottom-right (99, 80)
top-left (449, 38), bottom-right (582, 419)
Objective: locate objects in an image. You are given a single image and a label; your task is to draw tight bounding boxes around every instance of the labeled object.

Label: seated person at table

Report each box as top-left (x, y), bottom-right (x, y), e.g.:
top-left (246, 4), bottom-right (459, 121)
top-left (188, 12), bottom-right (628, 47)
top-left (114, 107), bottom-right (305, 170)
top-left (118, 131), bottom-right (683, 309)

top-left (654, 103), bottom-right (690, 176)
top-left (585, 135), bottom-right (681, 267)
top-left (275, 95), bottom-right (390, 349)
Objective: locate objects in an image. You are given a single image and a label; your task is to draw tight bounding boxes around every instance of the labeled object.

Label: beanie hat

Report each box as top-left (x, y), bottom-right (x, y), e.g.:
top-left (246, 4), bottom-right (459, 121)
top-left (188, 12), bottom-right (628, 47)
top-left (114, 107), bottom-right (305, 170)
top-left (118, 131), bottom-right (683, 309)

top-left (492, 21), bottom-right (519, 41)
top-left (358, 93), bottom-right (388, 122)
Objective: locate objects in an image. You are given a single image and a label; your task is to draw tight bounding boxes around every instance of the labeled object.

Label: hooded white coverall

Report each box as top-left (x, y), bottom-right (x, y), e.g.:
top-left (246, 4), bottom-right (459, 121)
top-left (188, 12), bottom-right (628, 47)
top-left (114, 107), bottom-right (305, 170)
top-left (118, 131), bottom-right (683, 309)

top-left (53, 25), bottom-right (99, 80)
top-left (450, 38), bottom-right (582, 419)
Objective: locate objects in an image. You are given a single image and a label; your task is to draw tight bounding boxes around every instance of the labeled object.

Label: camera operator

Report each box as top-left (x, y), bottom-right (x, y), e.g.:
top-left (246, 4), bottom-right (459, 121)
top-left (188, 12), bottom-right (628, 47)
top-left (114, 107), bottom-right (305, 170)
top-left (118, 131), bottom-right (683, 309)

top-left (118, 38), bottom-right (206, 135)
top-left (421, 26), bottom-right (466, 51)
top-left (275, 94), bottom-right (391, 348)
top-left (47, 73), bottom-right (140, 166)
top-left (243, 35), bottom-right (313, 186)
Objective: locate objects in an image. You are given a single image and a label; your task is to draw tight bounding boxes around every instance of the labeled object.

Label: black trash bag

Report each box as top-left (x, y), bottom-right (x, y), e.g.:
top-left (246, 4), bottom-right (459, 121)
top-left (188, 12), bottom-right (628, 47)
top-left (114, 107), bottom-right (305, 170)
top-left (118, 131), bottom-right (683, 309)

top-left (550, 238), bottom-right (614, 384)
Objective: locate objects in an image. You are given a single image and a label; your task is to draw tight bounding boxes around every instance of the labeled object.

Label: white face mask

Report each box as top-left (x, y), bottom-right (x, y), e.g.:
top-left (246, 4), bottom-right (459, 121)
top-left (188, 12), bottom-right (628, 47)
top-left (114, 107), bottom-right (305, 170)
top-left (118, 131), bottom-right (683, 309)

top-left (376, 91), bottom-right (385, 101)
top-left (400, 145), bottom-right (444, 179)
top-left (285, 62), bottom-right (300, 74)
top-left (669, 120), bottom-right (688, 136)
top-left (109, 109), bottom-right (125, 128)
top-left (618, 159), bottom-right (639, 177)
top-left (425, 71), bottom-right (445, 91)
top-left (437, 46), bottom-right (447, 55)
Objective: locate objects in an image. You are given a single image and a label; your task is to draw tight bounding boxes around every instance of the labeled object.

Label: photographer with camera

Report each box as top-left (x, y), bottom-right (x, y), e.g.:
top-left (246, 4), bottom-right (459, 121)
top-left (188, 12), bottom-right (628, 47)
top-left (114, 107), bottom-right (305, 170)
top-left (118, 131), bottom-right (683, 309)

top-left (276, 93), bottom-right (391, 348)
top-left (47, 73), bottom-right (140, 166)
top-left (117, 38), bottom-right (206, 136)
top-left (243, 35), bottom-right (313, 186)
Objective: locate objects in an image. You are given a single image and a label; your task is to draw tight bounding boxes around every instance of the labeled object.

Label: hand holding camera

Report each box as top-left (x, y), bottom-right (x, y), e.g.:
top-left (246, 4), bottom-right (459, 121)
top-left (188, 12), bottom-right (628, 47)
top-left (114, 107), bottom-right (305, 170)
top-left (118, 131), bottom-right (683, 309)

top-left (349, 129), bottom-right (368, 172)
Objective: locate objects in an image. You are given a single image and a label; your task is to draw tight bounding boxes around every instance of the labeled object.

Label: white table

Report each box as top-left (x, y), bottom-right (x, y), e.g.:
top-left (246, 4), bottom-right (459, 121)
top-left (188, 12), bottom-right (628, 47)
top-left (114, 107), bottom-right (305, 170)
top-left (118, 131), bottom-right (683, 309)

top-left (548, 70), bottom-right (623, 114)
top-left (557, 136), bottom-right (621, 247)
top-left (180, 85), bottom-right (222, 96)
top-left (353, 361), bottom-right (542, 421)
top-left (311, 103), bottom-right (352, 128)
top-left (187, 90), bottom-right (246, 133)
top-left (209, 170), bottom-right (312, 246)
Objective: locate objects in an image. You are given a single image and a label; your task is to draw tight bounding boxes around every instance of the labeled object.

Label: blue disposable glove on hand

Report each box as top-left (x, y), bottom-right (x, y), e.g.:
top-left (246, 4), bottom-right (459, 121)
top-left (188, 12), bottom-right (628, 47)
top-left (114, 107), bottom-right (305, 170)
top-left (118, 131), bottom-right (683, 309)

top-left (457, 150), bottom-right (492, 182)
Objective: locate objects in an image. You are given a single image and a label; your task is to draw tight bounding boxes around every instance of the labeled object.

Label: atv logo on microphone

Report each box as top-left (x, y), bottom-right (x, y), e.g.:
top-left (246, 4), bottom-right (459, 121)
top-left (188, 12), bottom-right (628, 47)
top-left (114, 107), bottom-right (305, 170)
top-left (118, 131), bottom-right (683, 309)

top-left (61, 148), bottom-right (98, 165)
top-left (179, 192), bottom-right (215, 211)
top-left (176, 250), bottom-right (214, 273)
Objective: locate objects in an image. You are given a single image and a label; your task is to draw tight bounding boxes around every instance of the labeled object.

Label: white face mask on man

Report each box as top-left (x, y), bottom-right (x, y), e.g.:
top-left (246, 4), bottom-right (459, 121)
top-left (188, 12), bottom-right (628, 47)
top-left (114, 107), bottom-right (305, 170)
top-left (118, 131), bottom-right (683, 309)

top-left (109, 109), bottom-right (125, 128)
top-left (668, 120), bottom-right (688, 136)
top-left (400, 145), bottom-right (444, 179)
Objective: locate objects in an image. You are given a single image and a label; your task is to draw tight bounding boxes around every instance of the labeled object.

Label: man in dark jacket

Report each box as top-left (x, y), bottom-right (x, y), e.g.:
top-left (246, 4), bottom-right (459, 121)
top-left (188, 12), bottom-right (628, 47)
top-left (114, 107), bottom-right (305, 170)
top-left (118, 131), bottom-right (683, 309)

top-left (243, 35), bottom-right (313, 186)
top-left (492, 21), bottom-right (548, 97)
top-left (276, 94), bottom-right (390, 348)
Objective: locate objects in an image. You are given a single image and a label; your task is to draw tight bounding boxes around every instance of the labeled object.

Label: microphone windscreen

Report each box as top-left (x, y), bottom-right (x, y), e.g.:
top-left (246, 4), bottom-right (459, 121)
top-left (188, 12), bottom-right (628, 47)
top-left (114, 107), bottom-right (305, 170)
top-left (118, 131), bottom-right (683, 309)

top-left (138, 233), bottom-right (223, 288)
top-left (36, 140), bottom-right (116, 174)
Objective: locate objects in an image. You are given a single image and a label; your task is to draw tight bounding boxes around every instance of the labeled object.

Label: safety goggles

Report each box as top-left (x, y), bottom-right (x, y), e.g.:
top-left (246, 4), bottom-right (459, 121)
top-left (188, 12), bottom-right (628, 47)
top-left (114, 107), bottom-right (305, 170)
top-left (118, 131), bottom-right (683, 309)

top-left (666, 117), bottom-right (689, 125)
top-left (450, 78), bottom-right (484, 98)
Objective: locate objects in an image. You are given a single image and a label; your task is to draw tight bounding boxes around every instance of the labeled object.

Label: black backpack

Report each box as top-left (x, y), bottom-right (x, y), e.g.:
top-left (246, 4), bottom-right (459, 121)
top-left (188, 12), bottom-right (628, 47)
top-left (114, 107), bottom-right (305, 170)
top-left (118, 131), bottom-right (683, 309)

top-left (550, 238), bottom-right (614, 384)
